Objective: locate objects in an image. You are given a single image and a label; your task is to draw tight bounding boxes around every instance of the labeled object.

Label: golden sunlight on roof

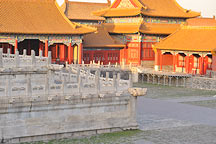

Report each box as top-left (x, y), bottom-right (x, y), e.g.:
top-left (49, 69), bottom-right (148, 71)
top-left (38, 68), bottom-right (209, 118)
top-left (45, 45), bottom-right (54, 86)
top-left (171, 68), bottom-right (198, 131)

top-left (154, 25), bottom-right (216, 52)
top-left (0, 0), bottom-right (96, 35)
top-left (93, 0), bottom-right (200, 18)
top-left (83, 25), bottom-right (125, 48)
top-left (104, 22), bottom-right (180, 34)
top-left (65, 1), bottom-right (109, 21)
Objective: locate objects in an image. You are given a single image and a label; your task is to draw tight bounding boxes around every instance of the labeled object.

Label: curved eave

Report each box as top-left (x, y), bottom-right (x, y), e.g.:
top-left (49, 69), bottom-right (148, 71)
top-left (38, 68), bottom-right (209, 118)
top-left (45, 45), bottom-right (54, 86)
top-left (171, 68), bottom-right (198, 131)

top-left (0, 29), bottom-right (96, 35)
top-left (84, 45), bottom-right (125, 48)
top-left (141, 11), bottom-right (201, 19)
top-left (104, 23), bottom-right (180, 35)
top-left (93, 8), bottom-right (200, 18)
top-left (92, 8), bottom-right (142, 17)
top-left (155, 47), bottom-right (213, 52)
top-left (70, 17), bottom-right (105, 21)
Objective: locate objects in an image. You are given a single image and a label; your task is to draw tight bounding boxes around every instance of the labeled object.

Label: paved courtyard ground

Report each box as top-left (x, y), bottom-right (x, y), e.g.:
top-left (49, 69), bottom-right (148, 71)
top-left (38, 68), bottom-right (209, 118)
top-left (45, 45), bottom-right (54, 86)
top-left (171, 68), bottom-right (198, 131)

top-left (25, 83), bottom-right (216, 144)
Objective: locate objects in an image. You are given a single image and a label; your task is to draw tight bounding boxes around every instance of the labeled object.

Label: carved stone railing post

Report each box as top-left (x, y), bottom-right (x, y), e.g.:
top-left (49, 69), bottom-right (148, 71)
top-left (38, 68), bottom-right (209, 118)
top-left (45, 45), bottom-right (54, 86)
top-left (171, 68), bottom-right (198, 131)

top-left (78, 74), bottom-right (82, 94)
top-left (63, 75), bottom-right (67, 95)
top-left (108, 62), bottom-right (111, 68)
top-left (15, 49), bottom-right (20, 68)
top-left (147, 74), bottom-right (150, 83)
top-left (45, 70), bottom-right (50, 96)
top-left (176, 77), bottom-right (179, 87)
top-left (106, 71), bottom-right (109, 81)
top-left (0, 48), bottom-right (3, 68)
top-left (141, 74), bottom-right (144, 83)
top-left (23, 49), bottom-right (26, 56)
top-left (6, 75), bottom-right (11, 97)
top-left (158, 76), bottom-right (161, 85)
top-left (39, 50), bottom-right (43, 58)
top-left (77, 67), bottom-right (80, 83)
top-left (31, 50), bottom-right (36, 67)
top-left (117, 72), bottom-right (121, 91)
top-left (48, 51), bottom-right (52, 66)
top-left (183, 77), bottom-right (186, 87)
top-left (113, 73), bottom-right (117, 92)
top-left (169, 77), bottom-right (172, 86)
top-left (26, 74), bottom-right (32, 97)
top-left (86, 69), bottom-right (90, 83)
top-left (95, 70), bottom-right (100, 95)
top-left (163, 76), bottom-right (166, 86)
top-left (7, 48), bottom-right (11, 57)
top-left (152, 75), bottom-right (155, 84)
top-left (129, 72), bottom-right (133, 88)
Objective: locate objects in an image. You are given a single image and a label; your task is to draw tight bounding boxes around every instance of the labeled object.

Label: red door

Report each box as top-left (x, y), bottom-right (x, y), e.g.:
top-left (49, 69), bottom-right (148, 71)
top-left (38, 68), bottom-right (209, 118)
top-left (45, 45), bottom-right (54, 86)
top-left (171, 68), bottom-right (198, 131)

top-left (188, 55), bottom-right (193, 74)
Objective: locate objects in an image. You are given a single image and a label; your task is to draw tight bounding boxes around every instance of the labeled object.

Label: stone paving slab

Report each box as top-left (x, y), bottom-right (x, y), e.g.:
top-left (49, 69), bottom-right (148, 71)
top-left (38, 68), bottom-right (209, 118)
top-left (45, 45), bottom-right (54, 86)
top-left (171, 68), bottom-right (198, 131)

top-left (165, 96), bottom-right (216, 103)
top-left (138, 97), bottom-right (216, 126)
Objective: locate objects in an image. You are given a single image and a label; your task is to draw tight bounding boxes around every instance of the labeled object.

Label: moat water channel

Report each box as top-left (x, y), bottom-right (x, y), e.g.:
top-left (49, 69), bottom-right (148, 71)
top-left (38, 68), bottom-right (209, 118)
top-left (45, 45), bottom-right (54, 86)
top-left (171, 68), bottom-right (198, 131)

top-left (26, 83), bottom-right (216, 144)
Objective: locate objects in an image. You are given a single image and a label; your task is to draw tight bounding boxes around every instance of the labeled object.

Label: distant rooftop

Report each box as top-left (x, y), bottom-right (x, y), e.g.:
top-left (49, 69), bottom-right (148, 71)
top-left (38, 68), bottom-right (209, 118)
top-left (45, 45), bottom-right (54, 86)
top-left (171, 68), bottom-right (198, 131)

top-left (154, 17), bottom-right (216, 53)
top-left (64, 0), bottom-right (110, 21)
top-left (0, 0), bottom-right (95, 35)
top-left (93, 0), bottom-right (200, 18)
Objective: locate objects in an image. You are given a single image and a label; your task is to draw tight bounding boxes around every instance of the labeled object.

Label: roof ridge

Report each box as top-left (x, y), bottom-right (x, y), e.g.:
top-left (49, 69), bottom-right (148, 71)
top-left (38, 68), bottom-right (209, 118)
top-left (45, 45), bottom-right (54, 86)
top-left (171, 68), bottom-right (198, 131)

top-left (68, 1), bottom-right (109, 5)
top-left (55, 1), bottom-right (77, 29)
top-left (55, 1), bottom-right (96, 32)
top-left (183, 26), bottom-right (216, 30)
top-left (153, 24), bottom-right (183, 51)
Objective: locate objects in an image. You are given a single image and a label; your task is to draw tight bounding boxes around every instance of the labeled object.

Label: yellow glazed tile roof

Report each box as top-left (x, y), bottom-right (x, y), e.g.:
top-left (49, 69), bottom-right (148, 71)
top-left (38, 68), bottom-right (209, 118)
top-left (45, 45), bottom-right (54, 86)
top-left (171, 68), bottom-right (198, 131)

top-left (186, 17), bottom-right (216, 26)
top-left (104, 23), bottom-right (180, 34)
top-left (83, 25), bottom-right (125, 48)
top-left (65, 1), bottom-right (109, 21)
top-left (154, 26), bottom-right (216, 52)
top-left (0, 0), bottom-right (96, 35)
top-left (93, 0), bottom-right (200, 18)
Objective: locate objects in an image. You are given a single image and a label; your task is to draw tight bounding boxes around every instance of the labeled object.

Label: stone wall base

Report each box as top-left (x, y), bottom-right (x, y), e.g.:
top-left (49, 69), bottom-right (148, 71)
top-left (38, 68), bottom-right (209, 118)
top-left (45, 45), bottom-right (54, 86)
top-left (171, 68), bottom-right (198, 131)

top-left (4, 126), bottom-right (138, 144)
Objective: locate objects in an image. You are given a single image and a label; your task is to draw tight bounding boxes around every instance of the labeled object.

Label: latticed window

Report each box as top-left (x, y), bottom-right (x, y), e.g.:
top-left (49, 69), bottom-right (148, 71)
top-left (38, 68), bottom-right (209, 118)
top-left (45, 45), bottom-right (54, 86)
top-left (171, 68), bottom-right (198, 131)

top-left (207, 55), bottom-right (212, 69)
top-left (193, 56), bottom-right (199, 68)
top-left (178, 54), bottom-right (185, 67)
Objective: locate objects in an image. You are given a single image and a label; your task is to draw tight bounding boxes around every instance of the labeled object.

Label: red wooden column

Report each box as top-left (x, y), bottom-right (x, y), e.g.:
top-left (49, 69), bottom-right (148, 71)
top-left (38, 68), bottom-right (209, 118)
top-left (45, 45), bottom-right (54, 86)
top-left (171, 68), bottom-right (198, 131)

top-left (78, 43), bottom-right (83, 64)
top-left (45, 40), bottom-right (48, 57)
top-left (203, 56), bottom-right (208, 75)
top-left (199, 55), bottom-right (204, 75)
top-left (138, 41), bottom-right (142, 65)
top-left (212, 55), bottom-right (216, 72)
top-left (68, 43), bottom-right (72, 64)
top-left (154, 50), bottom-right (159, 71)
top-left (14, 39), bottom-right (18, 53)
top-left (160, 51), bottom-right (163, 71)
top-left (185, 54), bottom-right (189, 73)
top-left (173, 52), bottom-right (176, 72)
top-left (59, 45), bottom-right (65, 61)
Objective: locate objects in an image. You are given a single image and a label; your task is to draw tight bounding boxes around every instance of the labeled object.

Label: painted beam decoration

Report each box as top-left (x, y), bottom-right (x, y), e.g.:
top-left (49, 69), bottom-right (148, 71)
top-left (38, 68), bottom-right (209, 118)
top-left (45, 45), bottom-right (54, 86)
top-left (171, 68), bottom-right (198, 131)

top-left (48, 35), bottom-right (82, 46)
top-left (144, 17), bottom-right (185, 24)
top-left (142, 35), bottom-right (160, 42)
top-left (0, 35), bottom-right (16, 46)
top-left (106, 17), bottom-right (142, 23)
top-left (0, 34), bottom-right (82, 46)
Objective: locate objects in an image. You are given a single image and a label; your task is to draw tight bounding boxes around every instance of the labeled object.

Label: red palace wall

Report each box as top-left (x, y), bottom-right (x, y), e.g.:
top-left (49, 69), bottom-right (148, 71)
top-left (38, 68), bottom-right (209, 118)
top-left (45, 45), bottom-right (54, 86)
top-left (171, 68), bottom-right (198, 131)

top-left (83, 41), bottom-right (156, 66)
top-left (49, 44), bottom-right (70, 64)
top-left (123, 42), bottom-right (155, 65)
top-left (83, 50), bottom-right (120, 65)
top-left (157, 50), bottom-right (213, 75)
top-left (212, 55), bottom-right (216, 72)
top-left (161, 54), bottom-right (173, 66)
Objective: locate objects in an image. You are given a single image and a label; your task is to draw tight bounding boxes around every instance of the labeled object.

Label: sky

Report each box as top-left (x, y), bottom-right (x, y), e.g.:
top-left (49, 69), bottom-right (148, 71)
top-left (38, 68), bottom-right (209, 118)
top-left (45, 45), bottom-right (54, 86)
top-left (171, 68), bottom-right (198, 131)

top-left (57, 0), bottom-right (216, 17)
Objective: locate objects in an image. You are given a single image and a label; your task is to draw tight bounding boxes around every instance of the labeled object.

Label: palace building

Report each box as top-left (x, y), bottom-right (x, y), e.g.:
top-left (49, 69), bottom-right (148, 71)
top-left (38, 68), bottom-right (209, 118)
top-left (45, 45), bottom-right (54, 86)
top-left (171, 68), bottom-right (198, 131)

top-left (62, 0), bottom-right (111, 25)
top-left (63, 0), bottom-right (125, 64)
top-left (0, 0), bottom-right (95, 64)
top-left (153, 17), bottom-right (216, 75)
top-left (93, 0), bottom-right (200, 66)
top-left (83, 25), bottom-right (125, 65)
